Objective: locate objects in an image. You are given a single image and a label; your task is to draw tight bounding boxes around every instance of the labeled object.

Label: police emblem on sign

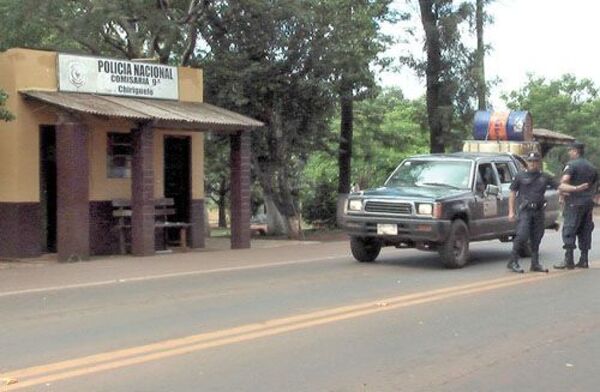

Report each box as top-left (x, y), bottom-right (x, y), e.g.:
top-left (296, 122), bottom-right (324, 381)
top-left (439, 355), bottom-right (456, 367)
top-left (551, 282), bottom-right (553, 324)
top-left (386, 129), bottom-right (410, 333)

top-left (68, 62), bottom-right (86, 88)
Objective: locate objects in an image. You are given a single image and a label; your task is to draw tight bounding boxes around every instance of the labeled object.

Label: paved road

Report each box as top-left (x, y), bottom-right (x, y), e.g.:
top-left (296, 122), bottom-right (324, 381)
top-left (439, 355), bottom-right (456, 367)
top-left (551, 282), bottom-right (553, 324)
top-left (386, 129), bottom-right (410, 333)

top-left (1, 228), bottom-right (599, 391)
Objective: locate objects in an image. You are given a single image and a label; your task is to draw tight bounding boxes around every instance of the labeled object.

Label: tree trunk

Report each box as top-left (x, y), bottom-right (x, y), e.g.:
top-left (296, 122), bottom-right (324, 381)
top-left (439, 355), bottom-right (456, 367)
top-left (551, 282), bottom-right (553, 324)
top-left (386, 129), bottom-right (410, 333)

top-left (338, 87), bottom-right (354, 195)
top-left (286, 216), bottom-right (303, 240)
top-left (419, 0), bottom-right (445, 153)
top-left (337, 85), bottom-right (354, 226)
top-left (204, 206), bottom-right (211, 237)
top-left (252, 137), bottom-right (303, 239)
top-left (475, 0), bottom-right (487, 110)
top-left (216, 178), bottom-right (228, 228)
top-left (264, 193), bottom-right (287, 236)
top-left (217, 200), bottom-right (227, 228)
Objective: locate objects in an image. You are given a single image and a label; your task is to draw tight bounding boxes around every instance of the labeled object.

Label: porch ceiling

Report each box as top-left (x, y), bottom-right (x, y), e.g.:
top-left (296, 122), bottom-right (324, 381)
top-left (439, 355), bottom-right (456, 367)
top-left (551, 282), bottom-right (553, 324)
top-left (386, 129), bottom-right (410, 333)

top-left (20, 90), bottom-right (263, 131)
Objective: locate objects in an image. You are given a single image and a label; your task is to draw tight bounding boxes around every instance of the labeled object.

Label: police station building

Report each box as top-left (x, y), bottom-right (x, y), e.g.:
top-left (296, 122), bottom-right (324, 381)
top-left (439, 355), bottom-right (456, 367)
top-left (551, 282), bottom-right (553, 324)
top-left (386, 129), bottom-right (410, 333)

top-left (0, 48), bottom-right (262, 261)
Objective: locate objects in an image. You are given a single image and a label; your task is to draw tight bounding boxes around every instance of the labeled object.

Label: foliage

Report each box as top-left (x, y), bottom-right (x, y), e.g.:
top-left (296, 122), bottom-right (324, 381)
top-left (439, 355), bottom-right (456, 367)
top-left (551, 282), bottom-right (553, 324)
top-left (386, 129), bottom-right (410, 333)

top-left (503, 74), bottom-right (600, 173)
top-left (301, 162), bottom-right (339, 227)
top-left (402, 0), bottom-right (481, 152)
top-left (0, 0), bottom-right (205, 64)
top-left (197, 0), bottom-right (395, 235)
top-left (0, 89), bottom-right (14, 121)
top-left (197, 0), bottom-right (337, 236)
top-left (314, 0), bottom-right (397, 195)
top-left (302, 88), bottom-right (429, 225)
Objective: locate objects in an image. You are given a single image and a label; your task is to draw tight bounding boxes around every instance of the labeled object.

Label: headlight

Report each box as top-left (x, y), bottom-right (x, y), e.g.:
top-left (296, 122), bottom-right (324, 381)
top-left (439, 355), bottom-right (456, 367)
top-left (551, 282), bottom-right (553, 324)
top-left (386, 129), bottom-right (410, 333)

top-left (416, 203), bottom-right (433, 215)
top-left (348, 199), bottom-right (363, 212)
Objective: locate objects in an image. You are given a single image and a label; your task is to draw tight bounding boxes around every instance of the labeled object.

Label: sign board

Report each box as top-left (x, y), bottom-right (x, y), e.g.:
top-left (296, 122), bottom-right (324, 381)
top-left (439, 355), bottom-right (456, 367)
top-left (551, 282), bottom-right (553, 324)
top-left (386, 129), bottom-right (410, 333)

top-left (58, 54), bottom-right (178, 100)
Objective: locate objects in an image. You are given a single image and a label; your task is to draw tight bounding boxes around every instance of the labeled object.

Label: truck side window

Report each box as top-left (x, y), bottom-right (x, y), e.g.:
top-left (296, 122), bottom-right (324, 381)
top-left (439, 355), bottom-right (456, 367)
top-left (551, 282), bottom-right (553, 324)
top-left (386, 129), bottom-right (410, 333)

top-left (476, 163), bottom-right (497, 192)
top-left (507, 161), bottom-right (518, 177)
top-left (495, 162), bottom-right (513, 184)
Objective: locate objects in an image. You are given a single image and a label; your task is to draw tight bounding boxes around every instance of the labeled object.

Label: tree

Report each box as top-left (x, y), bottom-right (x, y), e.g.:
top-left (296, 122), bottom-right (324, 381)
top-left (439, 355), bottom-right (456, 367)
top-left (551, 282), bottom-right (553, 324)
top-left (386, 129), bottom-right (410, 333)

top-left (302, 88), bottom-right (429, 225)
top-left (0, 89), bottom-right (14, 121)
top-left (503, 74), bottom-right (600, 172)
top-left (0, 0), bottom-right (205, 65)
top-left (474, 0), bottom-right (487, 110)
top-left (404, 0), bottom-right (477, 153)
top-left (310, 0), bottom-right (395, 206)
top-left (197, 0), bottom-right (340, 238)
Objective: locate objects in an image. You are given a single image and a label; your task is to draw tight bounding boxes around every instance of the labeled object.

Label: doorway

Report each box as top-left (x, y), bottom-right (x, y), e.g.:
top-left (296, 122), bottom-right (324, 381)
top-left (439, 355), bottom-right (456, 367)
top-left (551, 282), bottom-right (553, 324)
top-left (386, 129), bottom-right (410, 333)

top-left (40, 125), bottom-right (57, 253)
top-left (164, 136), bottom-right (191, 243)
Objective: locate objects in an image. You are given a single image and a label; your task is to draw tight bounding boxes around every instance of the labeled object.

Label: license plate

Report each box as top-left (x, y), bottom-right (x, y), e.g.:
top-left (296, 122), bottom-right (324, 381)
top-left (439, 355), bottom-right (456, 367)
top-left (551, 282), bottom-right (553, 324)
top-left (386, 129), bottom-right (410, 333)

top-left (377, 224), bottom-right (398, 235)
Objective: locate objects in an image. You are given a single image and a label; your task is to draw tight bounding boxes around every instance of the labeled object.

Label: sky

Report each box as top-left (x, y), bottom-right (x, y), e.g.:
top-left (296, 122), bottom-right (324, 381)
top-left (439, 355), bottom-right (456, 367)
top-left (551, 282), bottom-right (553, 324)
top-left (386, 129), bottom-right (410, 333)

top-left (379, 0), bottom-right (600, 110)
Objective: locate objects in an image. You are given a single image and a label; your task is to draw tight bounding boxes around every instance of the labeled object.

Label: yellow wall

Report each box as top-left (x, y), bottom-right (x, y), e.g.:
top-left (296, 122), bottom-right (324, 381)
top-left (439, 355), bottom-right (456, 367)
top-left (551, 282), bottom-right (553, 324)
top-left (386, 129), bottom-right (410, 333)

top-left (0, 48), bottom-right (205, 203)
top-left (88, 122), bottom-right (204, 201)
top-left (87, 117), bottom-right (134, 201)
top-left (178, 67), bottom-right (203, 103)
top-left (0, 48), bottom-right (57, 202)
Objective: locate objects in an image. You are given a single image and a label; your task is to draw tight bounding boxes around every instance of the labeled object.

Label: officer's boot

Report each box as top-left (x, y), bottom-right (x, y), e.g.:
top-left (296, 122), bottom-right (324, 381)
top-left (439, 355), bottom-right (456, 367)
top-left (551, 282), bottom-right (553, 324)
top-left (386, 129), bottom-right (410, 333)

top-left (507, 253), bottom-right (524, 273)
top-left (554, 249), bottom-right (575, 270)
top-left (575, 250), bottom-right (589, 269)
top-left (530, 252), bottom-right (548, 273)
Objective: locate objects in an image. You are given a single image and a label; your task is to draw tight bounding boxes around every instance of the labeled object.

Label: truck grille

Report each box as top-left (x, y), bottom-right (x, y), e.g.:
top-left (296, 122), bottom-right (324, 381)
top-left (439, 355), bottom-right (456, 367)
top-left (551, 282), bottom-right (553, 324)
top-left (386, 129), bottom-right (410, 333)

top-left (364, 201), bottom-right (412, 215)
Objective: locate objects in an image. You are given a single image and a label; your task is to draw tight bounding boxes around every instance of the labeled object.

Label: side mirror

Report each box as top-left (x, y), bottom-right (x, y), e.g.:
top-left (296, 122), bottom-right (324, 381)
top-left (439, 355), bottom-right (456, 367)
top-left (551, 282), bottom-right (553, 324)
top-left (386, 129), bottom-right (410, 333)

top-left (485, 184), bottom-right (500, 197)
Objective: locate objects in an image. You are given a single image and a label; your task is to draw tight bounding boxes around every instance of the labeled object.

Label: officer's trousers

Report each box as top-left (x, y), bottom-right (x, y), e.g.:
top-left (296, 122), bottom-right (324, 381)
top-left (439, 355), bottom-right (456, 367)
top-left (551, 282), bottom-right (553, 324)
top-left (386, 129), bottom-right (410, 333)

top-left (562, 202), bottom-right (595, 251)
top-left (512, 208), bottom-right (545, 256)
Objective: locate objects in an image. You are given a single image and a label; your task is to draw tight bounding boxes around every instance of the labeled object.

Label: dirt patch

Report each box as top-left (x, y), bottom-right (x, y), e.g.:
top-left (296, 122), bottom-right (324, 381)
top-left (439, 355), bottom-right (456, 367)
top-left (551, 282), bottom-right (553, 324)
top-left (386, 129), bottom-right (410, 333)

top-left (302, 229), bottom-right (347, 242)
top-left (246, 228), bottom-right (347, 242)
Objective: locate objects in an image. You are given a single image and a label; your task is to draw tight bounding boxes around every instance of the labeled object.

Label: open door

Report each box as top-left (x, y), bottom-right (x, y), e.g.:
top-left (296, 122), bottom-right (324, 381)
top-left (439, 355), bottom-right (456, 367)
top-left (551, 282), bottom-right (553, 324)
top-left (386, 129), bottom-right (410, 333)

top-left (40, 125), bottom-right (57, 253)
top-left (164, 136), bottom-right (191, 244)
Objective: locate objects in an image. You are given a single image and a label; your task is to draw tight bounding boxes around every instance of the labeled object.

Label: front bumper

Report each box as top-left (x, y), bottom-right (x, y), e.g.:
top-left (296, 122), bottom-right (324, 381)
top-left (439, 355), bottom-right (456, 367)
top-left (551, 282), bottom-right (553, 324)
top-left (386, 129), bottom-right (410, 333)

top-left (342, 214), bottom-right (452, 242)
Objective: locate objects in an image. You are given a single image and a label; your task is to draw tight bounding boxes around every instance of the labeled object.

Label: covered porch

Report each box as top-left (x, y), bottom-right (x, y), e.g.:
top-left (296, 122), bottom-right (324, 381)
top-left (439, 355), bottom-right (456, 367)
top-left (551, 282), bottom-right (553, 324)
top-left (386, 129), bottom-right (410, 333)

top-left (22, 90), bottom-right (262, 262)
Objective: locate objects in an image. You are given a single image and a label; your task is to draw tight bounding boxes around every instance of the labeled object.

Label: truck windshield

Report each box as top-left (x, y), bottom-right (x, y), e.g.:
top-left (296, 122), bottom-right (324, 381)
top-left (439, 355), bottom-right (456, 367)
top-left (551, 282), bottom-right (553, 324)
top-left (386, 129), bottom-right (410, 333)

top-left (385, 160), bottom-right (471, 190)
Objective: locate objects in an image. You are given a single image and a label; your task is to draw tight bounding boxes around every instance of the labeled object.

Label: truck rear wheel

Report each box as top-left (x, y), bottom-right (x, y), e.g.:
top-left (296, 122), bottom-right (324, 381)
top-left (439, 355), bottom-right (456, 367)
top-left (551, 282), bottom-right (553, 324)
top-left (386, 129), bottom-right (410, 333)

top-left (439, 220), bottom-right (470, 268)
top-left (350, 236), bottom-right (382, 262)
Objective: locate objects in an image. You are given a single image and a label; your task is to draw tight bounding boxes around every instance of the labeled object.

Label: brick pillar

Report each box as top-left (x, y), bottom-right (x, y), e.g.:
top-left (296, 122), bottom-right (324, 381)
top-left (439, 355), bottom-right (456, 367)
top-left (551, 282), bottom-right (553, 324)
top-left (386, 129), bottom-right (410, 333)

top-left (131, 123), bottom-right (155, 256)
top-left (230, 131), bottom-right (251, 249)
top-left (56, 114), bottom-right (90, 262)
top-left (189, 199), bottom-right (205, 248)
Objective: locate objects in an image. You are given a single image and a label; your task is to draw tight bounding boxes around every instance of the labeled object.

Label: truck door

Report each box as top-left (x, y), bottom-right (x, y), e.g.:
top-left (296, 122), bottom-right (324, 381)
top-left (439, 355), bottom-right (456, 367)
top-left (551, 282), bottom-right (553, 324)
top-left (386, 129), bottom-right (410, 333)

top-left (472, 162), bottom-right (502, 238)
top-left (493, 161), bottom-right (516, 235)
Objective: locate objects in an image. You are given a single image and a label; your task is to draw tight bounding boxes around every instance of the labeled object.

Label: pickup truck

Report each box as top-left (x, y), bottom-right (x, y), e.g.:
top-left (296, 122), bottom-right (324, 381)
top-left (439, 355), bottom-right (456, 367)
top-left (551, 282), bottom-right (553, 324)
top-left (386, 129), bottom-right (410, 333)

top-left (341, 152), bottom-right (561, 268)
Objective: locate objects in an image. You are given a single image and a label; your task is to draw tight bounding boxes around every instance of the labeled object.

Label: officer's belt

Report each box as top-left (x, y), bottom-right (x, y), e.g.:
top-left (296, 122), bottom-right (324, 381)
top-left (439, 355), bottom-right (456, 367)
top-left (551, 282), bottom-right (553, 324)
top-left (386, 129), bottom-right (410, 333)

top-left (521, 201), bottom-right (546, 210)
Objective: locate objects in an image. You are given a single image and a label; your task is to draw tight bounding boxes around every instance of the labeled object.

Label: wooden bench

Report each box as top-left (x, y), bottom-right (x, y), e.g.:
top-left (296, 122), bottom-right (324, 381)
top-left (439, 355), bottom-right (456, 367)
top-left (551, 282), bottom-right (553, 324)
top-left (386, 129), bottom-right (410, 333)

top-left (112, 198), bottom-right (192, 255)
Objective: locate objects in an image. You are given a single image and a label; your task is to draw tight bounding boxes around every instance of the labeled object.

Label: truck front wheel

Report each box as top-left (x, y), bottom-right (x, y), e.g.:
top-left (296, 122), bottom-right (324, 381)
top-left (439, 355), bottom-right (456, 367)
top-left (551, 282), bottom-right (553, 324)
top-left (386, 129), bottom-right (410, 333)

top-left (439, 220), bottom-right (470, 268)
top-left (350, 236), bottom-right (382, 262)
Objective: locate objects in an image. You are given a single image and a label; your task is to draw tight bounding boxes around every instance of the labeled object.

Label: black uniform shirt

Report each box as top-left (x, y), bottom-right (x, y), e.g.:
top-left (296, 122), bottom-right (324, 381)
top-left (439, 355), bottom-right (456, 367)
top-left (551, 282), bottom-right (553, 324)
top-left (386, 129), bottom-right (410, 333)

top-left (563, 158), bottom-right (599, 205)
top-left (510, 170), bottom-right (559, 204)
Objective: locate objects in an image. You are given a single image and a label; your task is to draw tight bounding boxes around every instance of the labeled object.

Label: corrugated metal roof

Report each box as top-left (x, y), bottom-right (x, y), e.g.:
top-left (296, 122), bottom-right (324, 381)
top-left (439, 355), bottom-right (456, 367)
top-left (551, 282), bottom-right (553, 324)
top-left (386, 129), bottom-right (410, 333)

top-left (533, 128), bottom-right (575, 144)
top-left (20, 90), bottom-right (263, 131)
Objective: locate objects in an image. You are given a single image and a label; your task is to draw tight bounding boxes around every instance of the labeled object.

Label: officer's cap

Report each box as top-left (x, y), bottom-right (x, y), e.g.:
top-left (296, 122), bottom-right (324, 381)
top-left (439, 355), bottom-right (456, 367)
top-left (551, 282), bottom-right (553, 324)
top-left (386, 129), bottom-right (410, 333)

top-left (568, 141), bottom-right (585, 151)
top-left (525, 151), bottom-right (541, 161)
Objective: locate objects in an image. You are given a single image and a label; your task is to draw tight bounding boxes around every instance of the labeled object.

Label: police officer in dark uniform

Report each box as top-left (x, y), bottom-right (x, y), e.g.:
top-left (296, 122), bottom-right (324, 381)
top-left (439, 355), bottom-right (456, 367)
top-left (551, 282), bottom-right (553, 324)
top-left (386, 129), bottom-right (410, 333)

top-left (507, 151), bottom-right (559, 273)
top-left (554, 141), bottom-right (598, 269)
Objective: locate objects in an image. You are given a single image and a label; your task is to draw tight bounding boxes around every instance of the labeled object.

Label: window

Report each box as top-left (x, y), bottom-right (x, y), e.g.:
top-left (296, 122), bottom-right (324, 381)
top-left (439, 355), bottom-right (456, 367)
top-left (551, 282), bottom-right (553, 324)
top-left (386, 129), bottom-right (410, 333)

top-left (495, 162), bottom-right (514, 184)
top-left (107, 132), bottom-right (132, 178)
top-left (476, 163), bottom-right (497, 192)
top-left (385, 160), bottom-right (472, 190)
